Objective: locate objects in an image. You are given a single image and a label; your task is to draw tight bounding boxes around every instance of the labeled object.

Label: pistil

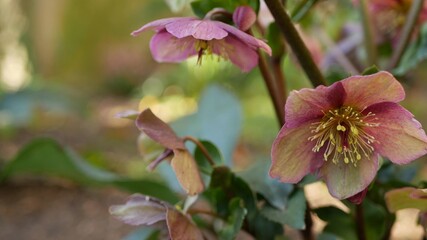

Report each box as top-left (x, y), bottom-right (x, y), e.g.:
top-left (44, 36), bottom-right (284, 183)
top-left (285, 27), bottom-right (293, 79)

top-left (308, 106), bottom-right (379, 166)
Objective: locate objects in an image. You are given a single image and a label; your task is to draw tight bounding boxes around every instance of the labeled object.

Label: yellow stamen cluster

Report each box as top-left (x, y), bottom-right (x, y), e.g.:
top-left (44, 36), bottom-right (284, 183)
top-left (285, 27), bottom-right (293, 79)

top-left (308, 106), bottom-right (379, 167)
top-left (194, 39), bottom-right (229, 65)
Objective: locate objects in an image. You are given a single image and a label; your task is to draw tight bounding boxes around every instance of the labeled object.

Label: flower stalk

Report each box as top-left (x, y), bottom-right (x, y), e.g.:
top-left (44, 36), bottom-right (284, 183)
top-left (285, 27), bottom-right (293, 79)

top-left (359, 0), bottom-right (378, 66)
top-left (183, 136), bottom-right (215, 166)
top-left (355, 204), bottom-right (367, 240)
top-left (258, 49), bottom-right (285, 127)
top-left (264, 0), bottom-right (327, 87)
top-left (388, 0), bottom-right (425, 69)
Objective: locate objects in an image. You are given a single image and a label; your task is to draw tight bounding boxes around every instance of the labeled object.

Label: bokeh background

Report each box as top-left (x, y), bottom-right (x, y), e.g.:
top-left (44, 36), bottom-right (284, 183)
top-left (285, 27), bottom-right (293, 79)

top-left (0, 0), bottom-right (426, 239)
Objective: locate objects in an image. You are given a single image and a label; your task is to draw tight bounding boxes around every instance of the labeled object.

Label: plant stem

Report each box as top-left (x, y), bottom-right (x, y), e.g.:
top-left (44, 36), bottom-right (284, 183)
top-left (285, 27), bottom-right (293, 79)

top-left (388, 0), bottom-right (424, 69)
top-left (301, 202), bottom-right (314, 240)
top-left (264, 0), bottom-right (326, 87)
top-left (182, 136), bottom-right (215, 166)
top-left (272, 56), bottom-right (287, 110)
top-left (359, 0), bottom-right (377, 66)
top-left (355, 204), bottom-right (367, 240)
top-left (258, 50), bottom-right (285, 127)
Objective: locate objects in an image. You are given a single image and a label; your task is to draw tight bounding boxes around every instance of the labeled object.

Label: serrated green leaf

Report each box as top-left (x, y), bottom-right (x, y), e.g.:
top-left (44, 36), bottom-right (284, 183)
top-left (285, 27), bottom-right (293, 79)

top-left (260, 189), bottom-right (306, 229)
top-left (238, 161), bottom-right (293, 210)
top-left (205, 166), bottom-right (283, 239)
top-left (219, 198), bottom-right (248, 240)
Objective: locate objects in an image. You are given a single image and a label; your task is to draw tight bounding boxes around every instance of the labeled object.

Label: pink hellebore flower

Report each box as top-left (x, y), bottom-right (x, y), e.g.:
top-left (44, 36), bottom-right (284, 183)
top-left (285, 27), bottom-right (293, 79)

top-left (367, 0), bottom-right (427, 41)
top-left (270, 71), bottom-right (427, 199)
top-left (131, 17), bottom-right (271, 72)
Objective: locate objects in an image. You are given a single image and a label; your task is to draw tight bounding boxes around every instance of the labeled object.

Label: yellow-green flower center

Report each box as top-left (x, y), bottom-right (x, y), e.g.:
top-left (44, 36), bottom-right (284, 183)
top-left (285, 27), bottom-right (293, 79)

top-left (194, 39), bottom-right (230, 65)
top-left (308, 106), bottom-right (379, 167)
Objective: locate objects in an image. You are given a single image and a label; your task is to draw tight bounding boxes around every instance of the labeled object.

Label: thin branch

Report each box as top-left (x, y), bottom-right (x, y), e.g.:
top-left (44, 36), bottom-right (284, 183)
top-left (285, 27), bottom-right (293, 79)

top-left (388, 0), bottom-right (425, 69)
top-left (272, 56), bottom-right (287, 109)
top-left (264, 0), bottom-right (327, 87)
top-left (301, 202), bottom-right (314, 240)
top-left (258, 50), bottom-right (285, 127)
top-left (359, 0), bottom-right (378, 66)
top-left (182, 136), bottom-right (215, 166)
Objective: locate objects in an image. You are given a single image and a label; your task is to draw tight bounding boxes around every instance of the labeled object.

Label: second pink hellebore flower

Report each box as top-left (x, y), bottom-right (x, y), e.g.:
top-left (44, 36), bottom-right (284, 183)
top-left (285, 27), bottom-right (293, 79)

top-left (131, 16), bottom-right (271, 72)
top-left (270, 71), bottom-right (427, 199)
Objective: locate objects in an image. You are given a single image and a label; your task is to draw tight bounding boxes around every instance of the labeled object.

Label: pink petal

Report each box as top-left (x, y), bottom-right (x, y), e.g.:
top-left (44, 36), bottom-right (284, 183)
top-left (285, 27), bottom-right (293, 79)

top-left (149, 31), bottom-right (197, 62)
top-left (136, 109), bottom-right (186, 150)
top-left (165, 19), bottom-right (228, 40)
top-left (284, 81), bottom-right (345, 129)
top-left (320, 153), bottom-right (379, 199)
top-left (364, 102), bottom-right (427, 164)
top-left (233, 6), bottom-right (257, 31)
top-left (215, 21), bottom-right (272, 55)
top-left (342, 71), bottom-right (405, 109)
top-left (166, 208), bottom-right (204, 240)
top-left (131, 17), bottom-right (194, 36)
top-left (270, 121), bottom-right (324, 183)
top-left (109, 194), bottom-right (167, 226)
top-left (212, 36), bottom-right (259, 72)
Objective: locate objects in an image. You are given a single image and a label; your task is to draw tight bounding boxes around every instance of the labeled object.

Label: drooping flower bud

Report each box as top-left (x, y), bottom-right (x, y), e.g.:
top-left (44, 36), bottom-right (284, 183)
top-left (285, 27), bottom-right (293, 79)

top-left (233, 6), bottom-right (257, 31)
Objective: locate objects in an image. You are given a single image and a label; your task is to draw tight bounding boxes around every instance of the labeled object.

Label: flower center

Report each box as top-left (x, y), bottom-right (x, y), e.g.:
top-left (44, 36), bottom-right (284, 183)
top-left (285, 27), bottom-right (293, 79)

top-left (195, 40), bottom-right (214, 65)
top-left (308, 106), bottom-right (379, 166)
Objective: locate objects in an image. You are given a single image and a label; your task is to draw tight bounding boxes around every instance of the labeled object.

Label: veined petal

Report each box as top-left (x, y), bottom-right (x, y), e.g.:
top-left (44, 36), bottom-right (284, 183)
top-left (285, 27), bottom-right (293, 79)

top-left (270, 121), bottom-right (324, 183)
top-left (342, 71), bottom-right (405, 109)
top-left (212, 36), bottom-right (259, 72)
top-left (149, 31), bottom-right (197, 62)
top-left (364, 102), bottom-right (427, 164)
top-left (171, 149), bottom-right (204, 195)
top-left (166, 19), bottom-right (228, 40)
top-left (215, 21), bottom-right (272, 55)
top-left (131, 17), bottom-right (194, 36)
top-left (109, 194), bottom-right (167, 226)
top-left (320, 153), bottom-right (379, 199)
top-left (233, 6), bottom-right (257, 31)
top-left (166, 208), bottom-right (204, 240)
top-left (285, 81), bottom-right (345, 128)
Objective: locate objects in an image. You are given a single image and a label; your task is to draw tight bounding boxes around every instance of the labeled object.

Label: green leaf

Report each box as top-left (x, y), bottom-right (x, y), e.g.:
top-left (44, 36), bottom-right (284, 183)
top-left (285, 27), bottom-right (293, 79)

top-left (363, 199), bottom-right (387, 240)
top-left (191, 0), bottom-right (259, 19)
top-left (194, 140), bottom-right (224, 174)
top-left (238, 161), bottom-right (293, 210)
top-left (123, 227), bottom-right (160, 240)
top-left (314, 207), bottom-right (357, 240)
top-left (291, 0), bottom-right (319, 22)
top-left (205, 166), bottom-right (283, 239)
top-left (0, 138), bottom-right (179, 203)
top-left (207, 166), bottom-right (256, 216)
top-left (219, 198), bottom-right (248, 240)
top-left (172, 85), bottom-right (242, 166)
top-left (260, 189), bottom-right (306, 229)
top-left (361, 65), bottom-right (380, 75)
top-left (394, 23), bottom-right (427, 75)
